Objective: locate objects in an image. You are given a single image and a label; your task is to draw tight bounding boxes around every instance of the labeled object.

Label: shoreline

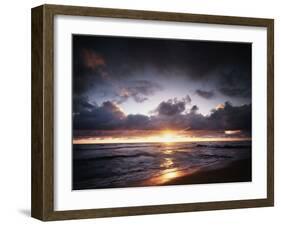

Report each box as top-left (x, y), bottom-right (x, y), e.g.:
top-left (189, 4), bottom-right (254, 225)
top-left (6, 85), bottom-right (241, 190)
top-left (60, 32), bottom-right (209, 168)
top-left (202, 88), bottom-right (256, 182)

top-left (163, 158), bottom-right (252, 186)
top-left (73, 158), bottom-right (252, 190)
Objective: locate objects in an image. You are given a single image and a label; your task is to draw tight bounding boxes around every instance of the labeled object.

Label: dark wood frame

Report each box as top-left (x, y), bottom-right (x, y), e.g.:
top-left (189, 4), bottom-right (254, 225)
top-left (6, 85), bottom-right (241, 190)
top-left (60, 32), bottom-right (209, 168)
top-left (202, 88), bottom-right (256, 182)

top-left (31, 4), bottom-right (274, 221)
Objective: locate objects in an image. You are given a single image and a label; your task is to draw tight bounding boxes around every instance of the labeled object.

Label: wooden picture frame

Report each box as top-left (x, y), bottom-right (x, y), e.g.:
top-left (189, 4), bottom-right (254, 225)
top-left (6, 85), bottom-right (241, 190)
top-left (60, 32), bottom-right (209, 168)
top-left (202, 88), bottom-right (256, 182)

top-left (31, 4), bottom-right (274, 221)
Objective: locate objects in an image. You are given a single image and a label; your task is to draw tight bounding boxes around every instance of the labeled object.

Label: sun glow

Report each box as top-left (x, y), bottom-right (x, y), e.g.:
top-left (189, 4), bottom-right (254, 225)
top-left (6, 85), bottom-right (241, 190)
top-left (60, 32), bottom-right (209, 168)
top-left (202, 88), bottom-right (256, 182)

top-left (159, 130), bottom-right (176, 143)
top-left (73, 129), bottom-right (251, 144)
top-left (225, 130), bottom-right (241, 135)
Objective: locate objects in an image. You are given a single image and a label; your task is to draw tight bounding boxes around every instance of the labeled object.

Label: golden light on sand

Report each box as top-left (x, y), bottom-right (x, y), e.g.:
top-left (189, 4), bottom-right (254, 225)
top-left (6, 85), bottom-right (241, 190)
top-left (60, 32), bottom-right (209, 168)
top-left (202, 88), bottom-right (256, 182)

top-left (161, 168), bottom-right (181, 182)
top-left (145, 167), bottom-right (200, 185)
top-left (146, 168), bottom-right (182, 184)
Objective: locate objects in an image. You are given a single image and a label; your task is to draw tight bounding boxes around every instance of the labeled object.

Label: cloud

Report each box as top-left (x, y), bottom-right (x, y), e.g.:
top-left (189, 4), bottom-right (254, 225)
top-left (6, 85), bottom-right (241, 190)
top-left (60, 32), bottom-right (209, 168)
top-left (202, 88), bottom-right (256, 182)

top-left (72, 49), bottom-right (111, 96)
top-left (219, 87), bottom-right (250, 98)
top-left (184, 95), bottom-right (192, 104)
top-left (74, 46), bottom-right (163, 103)
top-left (190, 105), bottom-right (199, 114)
top-left (73, 95), bottom-right (95, 114)
top-left (125, 114), bottom-right (150, 129)
top-left (73, 100), bottom-right (150, 131)
top-left (74, 98), bottom-right (251, 134)
top-left (216, 68), bottom-right (251, 98)
top-left (195, 89), bottom-right (215, 99)
top-left (72, 35), bottom-right (252, 138)
top-left (207, 102), bottom-right (251, 131)
top-left (215, 103), bottom-right (225, 110)
top-left (154, 98), bottom-right (186, 116)
top-left (73, 100), bottom-right (126, 130)
top-left (116, 80), bottom-right (162, 103)
top-left (82, 49), bottom-right (105, 70)
top-left (73, 36), bottom-right (251, 104)
top-left (152, 95), bottom-right (192, 116)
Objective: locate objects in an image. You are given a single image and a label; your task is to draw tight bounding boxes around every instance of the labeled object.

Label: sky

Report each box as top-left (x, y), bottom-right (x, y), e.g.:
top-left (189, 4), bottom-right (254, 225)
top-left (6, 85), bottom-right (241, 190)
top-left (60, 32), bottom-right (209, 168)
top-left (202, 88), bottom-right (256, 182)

top-left (72, 35), bottom-right (252, 143)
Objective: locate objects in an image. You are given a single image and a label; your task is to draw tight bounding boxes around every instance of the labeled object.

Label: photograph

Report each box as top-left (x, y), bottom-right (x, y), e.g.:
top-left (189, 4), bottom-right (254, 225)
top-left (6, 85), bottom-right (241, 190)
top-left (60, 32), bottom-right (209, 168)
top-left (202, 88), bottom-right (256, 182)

top-left (72, 35), bottom-right (252, 190)
top-left (31, 4), bottom-right (274, 220)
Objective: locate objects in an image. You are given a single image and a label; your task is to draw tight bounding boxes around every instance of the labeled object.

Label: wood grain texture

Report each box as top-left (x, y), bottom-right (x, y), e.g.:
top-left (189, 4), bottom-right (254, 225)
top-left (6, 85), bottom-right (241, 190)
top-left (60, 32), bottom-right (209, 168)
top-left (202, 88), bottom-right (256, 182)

top-left (31, 5), bottom-right (44, 220)
top-left (267, 19), bottom-right (274, 206)
top-left (31, 4), bottom-right (274, 221)
top-left (31, 5), bottom-right (55, 220)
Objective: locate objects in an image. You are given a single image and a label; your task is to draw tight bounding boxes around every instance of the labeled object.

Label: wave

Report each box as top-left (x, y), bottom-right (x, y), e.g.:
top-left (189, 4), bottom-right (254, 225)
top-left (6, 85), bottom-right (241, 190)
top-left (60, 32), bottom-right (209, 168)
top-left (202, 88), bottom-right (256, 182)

top-left (74, 144), bottom-right (161, 151)
top-left (198, 154), bottom-right (232, 159)
top-left (75, 152), bottom-right (156, 161)
top-left (196, 144), bottom-right (251, 149)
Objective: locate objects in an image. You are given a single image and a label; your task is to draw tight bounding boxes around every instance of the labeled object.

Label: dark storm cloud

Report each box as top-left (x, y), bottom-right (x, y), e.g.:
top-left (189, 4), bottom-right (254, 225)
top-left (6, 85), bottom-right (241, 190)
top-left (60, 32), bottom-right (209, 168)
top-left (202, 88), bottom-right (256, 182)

top-left (153, 96), bottom-right (192, 116)
top-left (190, 105), bottom-right (199, 114)
top-left (73, 35), bottom-right (252, 100)
top-left (216, 67), bottom-right (251, 98)
top-left (207, 102), bottom-right (251, 131)
top-left (73, 95), bottom-right (94, 114)
top-left (156, 99), bottom-right (186, 116)
top-left (72, 46), bottom-right (111, 97)
top-left (219, 87), bottom-right (250, 98)
top-left (195, 89), bottom-right (215, 99)
top-left (125, 114), bottom-right (150, 129)
top-left (73, 40), bottom-right (163, 104)
top-left (73, 99), bottom-right (251, 132)
top-left (73, 100), bottom-right (126, 130)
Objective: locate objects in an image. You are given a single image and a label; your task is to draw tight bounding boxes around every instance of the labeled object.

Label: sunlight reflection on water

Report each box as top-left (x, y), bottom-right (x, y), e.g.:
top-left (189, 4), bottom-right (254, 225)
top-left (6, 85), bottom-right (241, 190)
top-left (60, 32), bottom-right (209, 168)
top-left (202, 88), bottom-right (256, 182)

top-left (158, 168), bottom-right (183, 183)
top-left (144, 149), bottom-right (199, 185)
top-left (160, 158), bottom-right (174, 168)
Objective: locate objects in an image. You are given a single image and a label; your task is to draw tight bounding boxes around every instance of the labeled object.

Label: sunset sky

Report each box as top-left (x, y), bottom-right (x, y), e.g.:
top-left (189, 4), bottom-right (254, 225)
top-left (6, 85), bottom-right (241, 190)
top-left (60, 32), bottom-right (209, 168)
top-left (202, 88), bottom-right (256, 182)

top-left (72, 35), bottom-right (252, 144)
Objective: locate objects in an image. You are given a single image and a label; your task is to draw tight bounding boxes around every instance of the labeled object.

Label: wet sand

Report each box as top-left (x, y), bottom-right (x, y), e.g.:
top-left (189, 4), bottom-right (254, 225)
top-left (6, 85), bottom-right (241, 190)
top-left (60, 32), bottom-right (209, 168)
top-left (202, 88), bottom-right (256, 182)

top-left (163, 158), bottom-right (252, 186)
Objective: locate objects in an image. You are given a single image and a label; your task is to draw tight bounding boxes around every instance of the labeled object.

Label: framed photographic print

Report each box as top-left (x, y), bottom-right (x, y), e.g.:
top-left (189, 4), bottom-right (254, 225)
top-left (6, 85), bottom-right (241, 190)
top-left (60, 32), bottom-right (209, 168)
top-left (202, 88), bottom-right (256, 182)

top-left (31, 4), bottom-right (274, 221)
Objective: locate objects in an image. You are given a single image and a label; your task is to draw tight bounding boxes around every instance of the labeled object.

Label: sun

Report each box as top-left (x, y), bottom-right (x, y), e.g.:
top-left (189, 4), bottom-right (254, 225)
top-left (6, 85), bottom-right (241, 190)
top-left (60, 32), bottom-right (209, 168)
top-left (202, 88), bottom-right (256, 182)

top-left (160, 130), bottom-right (175, 143)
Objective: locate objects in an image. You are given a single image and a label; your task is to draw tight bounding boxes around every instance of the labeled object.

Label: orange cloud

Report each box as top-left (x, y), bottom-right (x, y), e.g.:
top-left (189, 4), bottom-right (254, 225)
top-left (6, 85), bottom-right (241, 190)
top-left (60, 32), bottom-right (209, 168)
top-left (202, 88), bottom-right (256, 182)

top-left (216, 103), bottom-right (225, 110)
top-left (82, 49), bottom-right (105, 70)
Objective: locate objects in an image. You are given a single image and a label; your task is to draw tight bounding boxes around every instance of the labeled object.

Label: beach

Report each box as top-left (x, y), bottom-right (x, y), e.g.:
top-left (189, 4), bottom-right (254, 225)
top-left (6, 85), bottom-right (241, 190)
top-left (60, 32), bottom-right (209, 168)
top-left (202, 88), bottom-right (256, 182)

top-left (163, 158), bottom-right (251, 186)
top-left (73, 140), bottom-right (252, 190)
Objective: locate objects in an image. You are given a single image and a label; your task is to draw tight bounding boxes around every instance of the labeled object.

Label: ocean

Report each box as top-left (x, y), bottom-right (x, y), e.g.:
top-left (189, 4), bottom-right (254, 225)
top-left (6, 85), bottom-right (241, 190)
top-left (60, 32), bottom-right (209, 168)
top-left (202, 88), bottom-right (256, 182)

top-left (72, 140), bottom-right (251, 190)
